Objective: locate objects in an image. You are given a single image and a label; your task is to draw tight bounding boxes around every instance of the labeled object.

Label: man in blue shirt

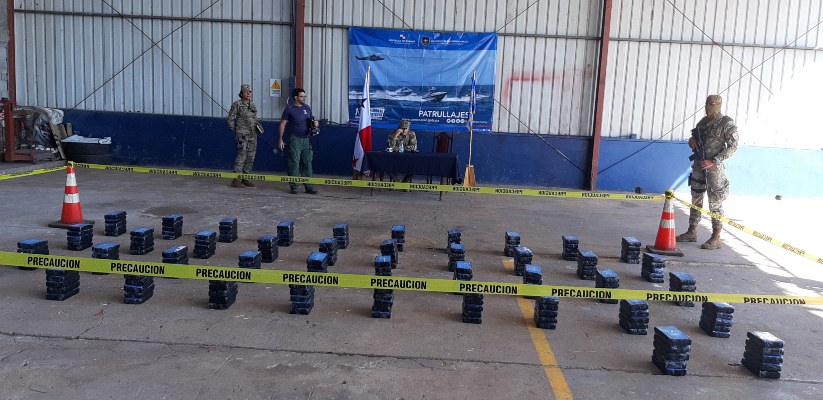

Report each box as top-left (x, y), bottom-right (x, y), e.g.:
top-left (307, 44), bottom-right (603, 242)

top-left (278, 88), bottom-right (320, 194)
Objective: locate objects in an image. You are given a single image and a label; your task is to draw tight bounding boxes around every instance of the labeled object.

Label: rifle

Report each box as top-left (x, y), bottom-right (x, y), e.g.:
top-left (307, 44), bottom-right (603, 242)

top-left (258, 136), bottom-right (281, 156)
top-left (688, 126), bottom-right (708, 174)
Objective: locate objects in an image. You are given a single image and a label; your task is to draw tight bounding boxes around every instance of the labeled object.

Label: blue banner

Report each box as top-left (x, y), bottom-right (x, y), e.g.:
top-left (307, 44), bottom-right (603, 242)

top-left (348, 27), bottom-right (497, 132)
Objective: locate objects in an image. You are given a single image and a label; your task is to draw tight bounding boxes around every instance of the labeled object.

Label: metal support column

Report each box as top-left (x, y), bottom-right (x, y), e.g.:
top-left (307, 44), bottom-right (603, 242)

top-left (589, 0), bottom-right (612, 191)
top-left (293, 0), bottom-right (305, 88)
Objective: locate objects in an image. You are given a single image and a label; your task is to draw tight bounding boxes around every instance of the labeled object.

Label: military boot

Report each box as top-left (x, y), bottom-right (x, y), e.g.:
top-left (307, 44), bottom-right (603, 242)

top-left (231, 178), bottom-right (244, 188)
top-left (241, 179), bottom-right (256, 187)
top-left (675, 225), bottom-right (698, 242)
top-left (700, 226), bottom-right (722, 250)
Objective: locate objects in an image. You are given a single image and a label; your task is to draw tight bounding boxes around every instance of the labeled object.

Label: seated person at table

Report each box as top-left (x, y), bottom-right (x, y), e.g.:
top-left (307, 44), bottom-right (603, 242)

top-left (386, 120), bottom-right (418, 183)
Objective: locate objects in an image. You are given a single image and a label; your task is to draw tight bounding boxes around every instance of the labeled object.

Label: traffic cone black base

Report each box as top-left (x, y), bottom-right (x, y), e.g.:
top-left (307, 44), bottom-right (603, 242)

top-left (48, 219), bottom-right (95, 229)
top-left (645, 244), bottom-right (684, 257)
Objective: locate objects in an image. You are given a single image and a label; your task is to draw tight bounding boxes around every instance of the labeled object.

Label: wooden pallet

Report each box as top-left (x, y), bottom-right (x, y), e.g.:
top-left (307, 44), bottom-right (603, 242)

top-left (49, 123), bottom-right (72, 160)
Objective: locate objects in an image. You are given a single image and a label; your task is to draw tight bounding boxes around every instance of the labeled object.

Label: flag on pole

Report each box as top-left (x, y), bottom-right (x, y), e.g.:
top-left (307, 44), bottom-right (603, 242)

top-left (467, 70), bottom-right (476, 131)
top-left (463, 70), bottom-right (478, 186)
top-left (470, 71), bottom-right (477, 122)
top-left (353, 67), bottom-right (372, 172)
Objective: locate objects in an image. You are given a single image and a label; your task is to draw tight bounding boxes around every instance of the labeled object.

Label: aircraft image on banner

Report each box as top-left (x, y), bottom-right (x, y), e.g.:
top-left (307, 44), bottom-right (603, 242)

top-left (355, 53), bottom-right (385, 61)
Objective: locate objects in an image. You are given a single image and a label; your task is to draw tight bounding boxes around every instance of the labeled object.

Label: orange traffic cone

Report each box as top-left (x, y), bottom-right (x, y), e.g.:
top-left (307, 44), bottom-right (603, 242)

top-left (48, 165), bottom-right (94, 228)
top-left (646, 190), bottom-right (684, 257)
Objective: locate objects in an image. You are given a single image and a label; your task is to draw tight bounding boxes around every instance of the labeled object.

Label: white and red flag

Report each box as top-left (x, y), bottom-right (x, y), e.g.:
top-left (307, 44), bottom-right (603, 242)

top-left (353, 67), bottom-right (372, 172)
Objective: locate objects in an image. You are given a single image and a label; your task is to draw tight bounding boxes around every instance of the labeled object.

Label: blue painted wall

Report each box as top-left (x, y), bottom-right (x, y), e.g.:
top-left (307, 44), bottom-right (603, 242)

top-left (63, 110), bottom-right (823, 198)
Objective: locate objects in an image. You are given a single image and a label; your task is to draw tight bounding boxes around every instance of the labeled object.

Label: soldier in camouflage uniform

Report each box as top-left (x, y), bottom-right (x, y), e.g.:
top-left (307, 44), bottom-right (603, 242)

top-left (676, 95), bottom-right (739, 250)
top-left (227, 84), bottom-right (260, 188)
top-left (386, 119), bottom-right (418, 183)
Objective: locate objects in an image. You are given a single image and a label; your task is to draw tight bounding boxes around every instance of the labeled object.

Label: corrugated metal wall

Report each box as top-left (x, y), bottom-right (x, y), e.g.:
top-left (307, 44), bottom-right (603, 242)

top-left (304, 0), bottom-right (603, 136)
top-left (13, 1), bottom-right (823, 149)
top-left (14, 0), bottom-right (293, 119)
top-left (605, 0), bottom-right (823, 148)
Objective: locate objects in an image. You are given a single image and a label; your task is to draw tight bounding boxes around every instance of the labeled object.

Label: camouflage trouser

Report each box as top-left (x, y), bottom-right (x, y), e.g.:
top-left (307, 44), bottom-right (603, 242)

top-left (233, 131), bottom-right (257, 173)
top-left (688, 163), bottom-right (729, 229)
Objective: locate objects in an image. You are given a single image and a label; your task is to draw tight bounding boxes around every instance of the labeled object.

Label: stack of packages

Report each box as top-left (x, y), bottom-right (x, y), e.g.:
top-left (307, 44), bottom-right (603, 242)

top-left (17, 239), bottom-right (47, 270)
top-left (67, 223), bottom-right (94, 251)
top-left (503, 231), bottom-right (520, 257)
top-left (447, 229), bottom-right (461, 248)
top-left (91, 242), bottom-right (120, 260)
top-left (290, 252), bottom-right (327, 315)
top-left (699, 302), bottom-right (734, 338)
top-left (289, 284), bottom-right (315, 315)
top-left (161, 214), bottom-right (183, 240)
top-left (620, 236), bottom-right (641, 264)
top-left (129, 227), bottom-right (155, 255)
top-left (218, 218), bottom-right (238, 243)
top-left (372, 256), bottom-right (394, 318)
top-left (238, 250), bottom-right (262, 269)
top-left (45, 268), bottom-right (80, 301)
top-left (257, 235), bottom-right (279, 263)
top-left (561, 235), bottom-right (579, 261)
top-left (192, 230), bottom-right (217, 259)
top-left (162, 245), bottom-right (189, 265)
top-left (391, 225), bottom-right (406, 252)
top-left (641, 253), bottom-right (666, 283)
top-left (462, 292), bottom-right (483, 324)
top-left (277, 220), bottom-right (295, 247)
top-left (103, 210), bottom-right (127, 236)
top-left (319, 238), bottom-right (338, 266)
top-left (160, 214), bottom-right (183, 240)
top-left (523, 264), bottom-right (543, 287)
top-left (380, 239), bottom-right (399, 269)
top-left (594, 269), bottom-right (619, 303)
top-left (533, 296), bottom-right (559, 329)
top-left (447, 243), bottom-right (465, 272)
top-left (307, 252), bottom-right (329, 273)
top-left (208, 279), bottom-right (238, 310)
top-left (123, 274), bottom-right (154, 304)
top-left (619, 300), bottom-right (649, 334)
top-left (576, 250), bottom-right (598, 280)
top-left (91, 242), bottom-right (119, 274)
top-left (652, 326), bottom-right (691, 376)
top-left (742, 331), bottom-right (783, 379)
top-left (454, 260), bottom-right (473, 282)
top-left (513, 246), bottom-right (533, 276)
top-left (333, 224), bottom-right (349, 249)
top-left (669, 272), bottom-right (696, 306)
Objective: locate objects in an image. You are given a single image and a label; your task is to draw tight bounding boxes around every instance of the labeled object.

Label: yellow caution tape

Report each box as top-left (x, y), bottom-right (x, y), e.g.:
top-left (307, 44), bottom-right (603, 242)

top-left (1, 252), bottom-right (819, 305)
top-left (672, 195), bottom-right (823, 265)
top-left (0, 165), bottom-right (65, 181)
top-left (69, 162), bottom-right (664, 200)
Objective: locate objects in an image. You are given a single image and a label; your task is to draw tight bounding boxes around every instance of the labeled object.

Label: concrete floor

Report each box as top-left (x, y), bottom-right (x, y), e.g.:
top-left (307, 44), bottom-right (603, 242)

top-left (0, 162), bottom-right (821, 399)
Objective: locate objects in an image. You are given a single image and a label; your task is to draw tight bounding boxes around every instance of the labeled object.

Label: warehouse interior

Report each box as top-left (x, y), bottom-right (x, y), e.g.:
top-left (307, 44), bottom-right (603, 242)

top-left (1, 1), bottom-right (822, 399)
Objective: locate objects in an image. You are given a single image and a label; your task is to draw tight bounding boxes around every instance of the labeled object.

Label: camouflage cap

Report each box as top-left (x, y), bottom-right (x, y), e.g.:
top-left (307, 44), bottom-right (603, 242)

top-left (239, 84), bottom-right (252, 96)
top-left (399, 119), bottom-right (410, 129)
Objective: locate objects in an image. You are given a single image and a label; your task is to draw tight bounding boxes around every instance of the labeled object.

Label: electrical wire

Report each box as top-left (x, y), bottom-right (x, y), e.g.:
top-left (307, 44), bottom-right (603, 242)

top-left (493, 98), bottom-right (586, 173)
top-left (375, 0), bottom-right (413, 30)
top-left (496, 0), bottom-right (544, 33)
top-left (597, 11), bottom-right (823, 175)
top-left (69, 0), bottom-right (225, 112)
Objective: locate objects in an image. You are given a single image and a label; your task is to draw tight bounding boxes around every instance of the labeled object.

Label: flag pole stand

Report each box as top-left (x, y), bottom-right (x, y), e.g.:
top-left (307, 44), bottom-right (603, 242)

top-left (463, 165), bottom-right (476, 186)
